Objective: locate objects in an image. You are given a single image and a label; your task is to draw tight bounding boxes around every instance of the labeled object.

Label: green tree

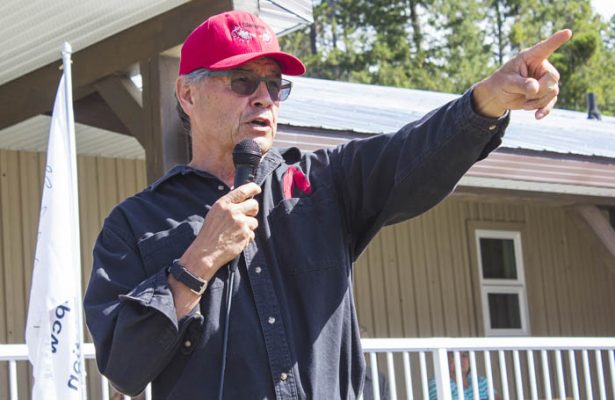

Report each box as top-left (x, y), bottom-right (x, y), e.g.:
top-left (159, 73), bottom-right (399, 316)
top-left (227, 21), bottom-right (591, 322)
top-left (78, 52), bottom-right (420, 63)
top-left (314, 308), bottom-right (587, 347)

top-left (279, 0), bottom-right (439, 88)
top-left (428, 0), bottom-right (494, 93)
top-left (486, 0), bottom-right (521, 64)
top-left (280, 0), bottom-right (615, 115)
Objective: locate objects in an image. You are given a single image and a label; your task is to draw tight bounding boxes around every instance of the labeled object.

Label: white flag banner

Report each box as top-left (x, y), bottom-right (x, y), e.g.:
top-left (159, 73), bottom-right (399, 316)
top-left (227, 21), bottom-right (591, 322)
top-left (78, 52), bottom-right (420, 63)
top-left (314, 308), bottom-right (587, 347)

top-left (25, 43), bottom-right (85, 400)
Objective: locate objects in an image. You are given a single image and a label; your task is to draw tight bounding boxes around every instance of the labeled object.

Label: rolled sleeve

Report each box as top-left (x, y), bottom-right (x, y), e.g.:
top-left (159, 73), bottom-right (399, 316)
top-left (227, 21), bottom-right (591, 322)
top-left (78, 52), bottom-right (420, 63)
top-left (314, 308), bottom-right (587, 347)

top-left (84, 215), bottom-right (197, 395)
top-left (118, 268), bottom-right (180, 330)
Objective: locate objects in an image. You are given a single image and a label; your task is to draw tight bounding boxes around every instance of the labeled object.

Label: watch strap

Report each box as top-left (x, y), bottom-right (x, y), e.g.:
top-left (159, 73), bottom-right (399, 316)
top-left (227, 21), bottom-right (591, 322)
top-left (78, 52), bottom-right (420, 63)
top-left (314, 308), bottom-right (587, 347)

top-left (169, 259), bottom-right (208, 296)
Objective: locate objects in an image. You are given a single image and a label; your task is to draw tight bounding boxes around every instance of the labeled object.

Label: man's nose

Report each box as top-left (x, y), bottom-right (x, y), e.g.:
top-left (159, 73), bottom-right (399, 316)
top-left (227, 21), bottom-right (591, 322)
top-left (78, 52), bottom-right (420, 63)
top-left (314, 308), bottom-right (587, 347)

top-left (251, 81), bottom-right (274, 107)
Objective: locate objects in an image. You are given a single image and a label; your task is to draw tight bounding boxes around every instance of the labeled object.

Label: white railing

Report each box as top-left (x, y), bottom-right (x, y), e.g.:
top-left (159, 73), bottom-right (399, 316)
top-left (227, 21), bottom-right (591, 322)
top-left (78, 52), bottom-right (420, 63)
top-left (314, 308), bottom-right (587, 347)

top-left (361, 337), bottom-right (615, 400)
top-left (0, 343), bottom-right (150, 400)
top-left (1, 338), bottom-right (614, 399)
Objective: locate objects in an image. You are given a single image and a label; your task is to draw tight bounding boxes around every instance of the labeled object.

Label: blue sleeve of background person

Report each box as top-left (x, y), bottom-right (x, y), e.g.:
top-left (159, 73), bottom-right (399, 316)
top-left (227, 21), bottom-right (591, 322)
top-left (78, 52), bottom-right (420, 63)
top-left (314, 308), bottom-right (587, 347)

top-left (328, 89), bottom-right (509, 259)
top-left (428, 379), bottom-right (438, 400)
top-left (477, 375), bottom-right (491, 399)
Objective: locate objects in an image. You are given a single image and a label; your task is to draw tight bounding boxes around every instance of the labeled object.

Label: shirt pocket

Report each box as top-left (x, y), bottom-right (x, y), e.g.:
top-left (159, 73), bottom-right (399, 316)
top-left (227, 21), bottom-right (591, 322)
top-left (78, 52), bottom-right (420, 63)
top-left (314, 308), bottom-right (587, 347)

top-left (267, 190), bottom-right (346, 275)
top-left (136, 222), bottom-right (224, 289)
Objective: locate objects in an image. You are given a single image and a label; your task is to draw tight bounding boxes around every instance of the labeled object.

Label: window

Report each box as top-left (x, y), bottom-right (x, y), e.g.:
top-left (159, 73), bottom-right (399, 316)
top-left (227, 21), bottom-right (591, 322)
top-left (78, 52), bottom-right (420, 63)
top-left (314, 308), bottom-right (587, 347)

top-left (475, 230), bottom-right (530, 336)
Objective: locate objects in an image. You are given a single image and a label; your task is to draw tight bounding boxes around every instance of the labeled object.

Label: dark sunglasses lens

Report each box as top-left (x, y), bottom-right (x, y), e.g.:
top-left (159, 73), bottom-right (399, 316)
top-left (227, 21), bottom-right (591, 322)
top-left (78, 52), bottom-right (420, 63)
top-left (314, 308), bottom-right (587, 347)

top-left (265, 79), bottom-right (283, 101)
top-left (229, 73), bottom-right (291, 102)
top-left (230, 75), bottom-right (259, 96)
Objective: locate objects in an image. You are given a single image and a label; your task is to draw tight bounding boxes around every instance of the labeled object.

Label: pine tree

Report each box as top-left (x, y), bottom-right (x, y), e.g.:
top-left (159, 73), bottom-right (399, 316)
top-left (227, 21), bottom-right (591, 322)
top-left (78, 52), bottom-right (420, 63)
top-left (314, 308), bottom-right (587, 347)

top-left (279, 0), bottom-right (615, 115)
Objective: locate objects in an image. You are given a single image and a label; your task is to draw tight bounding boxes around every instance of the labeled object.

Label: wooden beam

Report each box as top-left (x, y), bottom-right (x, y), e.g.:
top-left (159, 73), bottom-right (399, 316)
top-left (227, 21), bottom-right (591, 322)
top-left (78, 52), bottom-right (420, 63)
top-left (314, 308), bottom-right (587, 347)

top-left (575, 205), bottom-right (615, 274)
top-left (141, 55), bottom-right (190, 183)
top-left (0, 0), bottom-right (234, 130)
top-left (71, 92), bottom-right (130, 135)
top-left (94, 75), bottom-right (144, 142)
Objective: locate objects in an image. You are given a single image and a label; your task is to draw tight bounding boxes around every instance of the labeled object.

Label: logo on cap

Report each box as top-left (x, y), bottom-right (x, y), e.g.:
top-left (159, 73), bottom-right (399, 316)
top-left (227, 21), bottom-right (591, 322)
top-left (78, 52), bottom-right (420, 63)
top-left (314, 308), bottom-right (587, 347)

top-left (232, 26), bottom-right (253, 41)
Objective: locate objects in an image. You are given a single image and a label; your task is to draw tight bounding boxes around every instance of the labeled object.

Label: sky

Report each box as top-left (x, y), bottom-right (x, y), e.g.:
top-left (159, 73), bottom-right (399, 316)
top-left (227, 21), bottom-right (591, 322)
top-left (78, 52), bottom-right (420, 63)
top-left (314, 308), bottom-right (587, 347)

top-left (592, 0), bottom-right (615, 20)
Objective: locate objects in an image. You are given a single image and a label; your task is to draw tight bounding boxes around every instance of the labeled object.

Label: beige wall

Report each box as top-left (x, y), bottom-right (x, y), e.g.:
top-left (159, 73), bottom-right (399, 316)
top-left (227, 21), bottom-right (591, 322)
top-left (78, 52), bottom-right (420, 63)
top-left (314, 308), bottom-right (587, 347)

top-left (354, 198), bottom-right (615, 398)
top-left (354, 197), bottom-right (615, 339)
top-left (2, 148), bottom-right (615, 398)
top-left (0, 149), bottom-right (146, 399)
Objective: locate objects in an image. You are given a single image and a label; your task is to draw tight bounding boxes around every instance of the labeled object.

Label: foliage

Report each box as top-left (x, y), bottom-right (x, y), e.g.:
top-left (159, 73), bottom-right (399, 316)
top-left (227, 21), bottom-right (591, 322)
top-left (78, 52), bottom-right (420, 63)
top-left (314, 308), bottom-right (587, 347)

top-left (279, 0), bottom-right (615, 115)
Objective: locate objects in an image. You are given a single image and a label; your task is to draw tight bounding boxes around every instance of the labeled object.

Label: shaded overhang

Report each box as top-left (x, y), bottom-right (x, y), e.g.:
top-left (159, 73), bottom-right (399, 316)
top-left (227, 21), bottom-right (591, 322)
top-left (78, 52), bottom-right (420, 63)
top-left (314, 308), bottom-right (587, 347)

top-left (0, 0), bottom-right (313, 181)
top-left (0, 0), bottom-right (313, 131)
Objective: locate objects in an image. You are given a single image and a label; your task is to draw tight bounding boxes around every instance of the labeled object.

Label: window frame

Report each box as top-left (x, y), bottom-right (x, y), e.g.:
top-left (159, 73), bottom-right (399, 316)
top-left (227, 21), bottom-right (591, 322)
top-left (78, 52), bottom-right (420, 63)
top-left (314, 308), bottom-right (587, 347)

top-left (475, 229), bottom-right (531, 336)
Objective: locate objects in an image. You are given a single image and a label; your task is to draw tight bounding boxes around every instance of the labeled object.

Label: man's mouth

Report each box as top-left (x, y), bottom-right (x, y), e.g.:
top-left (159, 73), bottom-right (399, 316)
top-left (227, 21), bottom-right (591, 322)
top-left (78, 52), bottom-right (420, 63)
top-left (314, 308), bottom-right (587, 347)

top-left (249, 117), bottom-right (271, 127)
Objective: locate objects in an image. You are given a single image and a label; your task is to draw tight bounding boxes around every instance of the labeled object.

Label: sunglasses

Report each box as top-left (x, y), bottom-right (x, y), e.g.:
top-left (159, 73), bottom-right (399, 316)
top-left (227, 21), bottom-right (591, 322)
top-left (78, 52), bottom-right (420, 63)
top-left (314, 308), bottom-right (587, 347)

top-left (203, 69), bottom-right (292, 102)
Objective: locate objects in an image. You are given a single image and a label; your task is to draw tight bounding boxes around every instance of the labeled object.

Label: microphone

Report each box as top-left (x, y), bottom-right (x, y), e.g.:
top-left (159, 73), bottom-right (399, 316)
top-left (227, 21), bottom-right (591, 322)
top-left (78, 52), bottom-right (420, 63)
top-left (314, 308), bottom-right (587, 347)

top-left (232, 139), bottom-right (263, 187)
top-left (219, 139), bottom-right (263, 400)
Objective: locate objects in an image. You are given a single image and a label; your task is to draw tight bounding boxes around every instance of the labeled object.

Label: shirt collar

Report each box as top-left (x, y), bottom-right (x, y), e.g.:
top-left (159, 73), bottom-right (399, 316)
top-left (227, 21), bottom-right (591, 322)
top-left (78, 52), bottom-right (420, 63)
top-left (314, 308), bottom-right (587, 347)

top-left (148, 149), bottom-right (285, 191)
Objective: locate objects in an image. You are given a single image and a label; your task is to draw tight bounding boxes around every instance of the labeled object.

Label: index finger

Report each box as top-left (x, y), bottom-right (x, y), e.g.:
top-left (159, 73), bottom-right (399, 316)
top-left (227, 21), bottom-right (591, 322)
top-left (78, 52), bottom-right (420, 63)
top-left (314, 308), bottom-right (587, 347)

top-left (525, 29), bottom-right (572, 60)
top-left (226, 182), bottom-right (261, 203)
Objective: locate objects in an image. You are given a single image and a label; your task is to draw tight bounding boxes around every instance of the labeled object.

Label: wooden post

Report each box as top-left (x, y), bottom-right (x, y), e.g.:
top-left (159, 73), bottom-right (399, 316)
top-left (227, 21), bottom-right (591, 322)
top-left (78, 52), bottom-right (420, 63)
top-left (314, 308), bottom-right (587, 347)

top-left (574, 205), bottom-right (615, 274)
top-left (137, 0), bottom-right (259, 183)
top-left (141, 55), bottom-right (191, 183)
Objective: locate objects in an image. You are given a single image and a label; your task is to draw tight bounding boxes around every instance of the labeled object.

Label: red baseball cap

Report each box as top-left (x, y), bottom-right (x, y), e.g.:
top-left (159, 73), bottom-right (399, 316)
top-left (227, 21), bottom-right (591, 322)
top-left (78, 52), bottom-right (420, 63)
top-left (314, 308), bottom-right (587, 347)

top-left (179, 11), bottom-right (306, 76)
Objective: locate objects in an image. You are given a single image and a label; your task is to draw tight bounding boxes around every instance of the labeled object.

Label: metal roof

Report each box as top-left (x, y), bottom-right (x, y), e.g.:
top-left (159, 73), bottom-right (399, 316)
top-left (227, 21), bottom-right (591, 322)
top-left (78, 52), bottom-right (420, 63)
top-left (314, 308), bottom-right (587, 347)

top-left (280, 77), bottom-right (615, 159)
top-left (2, 76), bottom-right (614, 160)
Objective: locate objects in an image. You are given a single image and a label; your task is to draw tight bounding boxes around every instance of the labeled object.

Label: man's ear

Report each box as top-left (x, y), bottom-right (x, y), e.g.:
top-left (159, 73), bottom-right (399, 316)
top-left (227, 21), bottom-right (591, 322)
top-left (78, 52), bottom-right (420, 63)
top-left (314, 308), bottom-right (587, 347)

top-left (175, 77), bottom-right (194, 115)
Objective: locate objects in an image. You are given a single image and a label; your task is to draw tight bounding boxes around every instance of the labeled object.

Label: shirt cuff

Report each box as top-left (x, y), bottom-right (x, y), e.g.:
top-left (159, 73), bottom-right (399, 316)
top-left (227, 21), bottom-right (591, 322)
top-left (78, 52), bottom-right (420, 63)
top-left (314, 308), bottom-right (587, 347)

top-left (118, 268), bottom-right (186, 330)
top-left (457, 88), bottom-right (510, 136)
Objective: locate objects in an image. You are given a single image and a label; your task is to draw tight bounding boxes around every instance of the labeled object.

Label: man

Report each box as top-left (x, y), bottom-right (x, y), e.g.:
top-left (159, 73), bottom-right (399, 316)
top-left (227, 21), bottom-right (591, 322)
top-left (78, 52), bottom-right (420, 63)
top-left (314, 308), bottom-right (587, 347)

top-left (84, 10), bottom-right (570, 400)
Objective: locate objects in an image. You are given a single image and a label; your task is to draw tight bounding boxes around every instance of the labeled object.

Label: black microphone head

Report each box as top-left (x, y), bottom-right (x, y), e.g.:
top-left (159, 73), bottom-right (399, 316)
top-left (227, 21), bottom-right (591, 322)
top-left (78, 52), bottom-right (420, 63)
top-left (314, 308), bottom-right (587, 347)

top-left (232, 139), bottom-right (263, 168)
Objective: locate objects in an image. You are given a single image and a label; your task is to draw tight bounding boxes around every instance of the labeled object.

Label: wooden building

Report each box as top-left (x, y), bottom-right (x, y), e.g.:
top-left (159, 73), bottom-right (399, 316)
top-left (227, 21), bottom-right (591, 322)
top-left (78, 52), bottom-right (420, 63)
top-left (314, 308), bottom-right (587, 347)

top-left (1, 2), bottom-right (615, 398)
top-left (3, 75), bottom-right (615, 397)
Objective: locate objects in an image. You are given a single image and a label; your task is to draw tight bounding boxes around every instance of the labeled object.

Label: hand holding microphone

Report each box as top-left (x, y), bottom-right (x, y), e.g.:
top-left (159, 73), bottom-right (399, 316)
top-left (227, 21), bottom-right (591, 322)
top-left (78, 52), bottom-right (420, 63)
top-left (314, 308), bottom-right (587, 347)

top-left (177, 139), bottom-right (263, 288)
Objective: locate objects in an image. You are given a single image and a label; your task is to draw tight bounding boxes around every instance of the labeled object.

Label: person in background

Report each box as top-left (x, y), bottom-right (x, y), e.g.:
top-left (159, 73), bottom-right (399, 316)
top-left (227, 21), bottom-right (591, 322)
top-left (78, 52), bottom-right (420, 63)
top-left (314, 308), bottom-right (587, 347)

top-left (428, 352), bottom-right (500, 400)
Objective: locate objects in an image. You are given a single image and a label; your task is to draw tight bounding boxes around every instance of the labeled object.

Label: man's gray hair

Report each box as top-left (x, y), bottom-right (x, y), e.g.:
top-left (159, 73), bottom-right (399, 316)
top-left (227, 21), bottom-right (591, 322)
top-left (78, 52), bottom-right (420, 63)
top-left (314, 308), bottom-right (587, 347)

top-left (176, 68), bottom-right (212, 134)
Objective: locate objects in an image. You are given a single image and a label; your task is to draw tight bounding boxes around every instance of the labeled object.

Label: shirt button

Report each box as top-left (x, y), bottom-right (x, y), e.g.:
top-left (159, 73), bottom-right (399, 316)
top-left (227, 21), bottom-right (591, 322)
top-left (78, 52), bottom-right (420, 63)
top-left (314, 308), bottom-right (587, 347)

top-left (488, 124), bottom-right (497, 131)
top-left (184, 340), bottom-right (192, 348)
top-left (255, 266), bottom-right (262, 274)
top-left (268, 317), bottom-right (276, 325)
top-left (280, 372), bottom-right (288, 381)
top-left (217, 185), bottom-right (225, 191)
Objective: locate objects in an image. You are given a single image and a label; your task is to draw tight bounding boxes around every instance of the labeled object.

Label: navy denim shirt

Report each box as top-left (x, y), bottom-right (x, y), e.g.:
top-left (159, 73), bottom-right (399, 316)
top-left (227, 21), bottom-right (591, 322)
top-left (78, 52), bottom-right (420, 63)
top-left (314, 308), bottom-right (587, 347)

top-left (84, 91), bottom-right (508, 399)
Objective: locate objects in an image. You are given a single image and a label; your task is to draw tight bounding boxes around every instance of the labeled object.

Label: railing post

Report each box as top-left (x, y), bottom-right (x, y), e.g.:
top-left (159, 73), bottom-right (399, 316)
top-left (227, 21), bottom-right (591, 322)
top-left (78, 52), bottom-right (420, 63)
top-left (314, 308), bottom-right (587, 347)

top-left (9, 360), bottom-right (18, 400)
top-left (434, 348), bottom-right (452, 400)
top-left (370, 352), bottom-right (381, 400)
